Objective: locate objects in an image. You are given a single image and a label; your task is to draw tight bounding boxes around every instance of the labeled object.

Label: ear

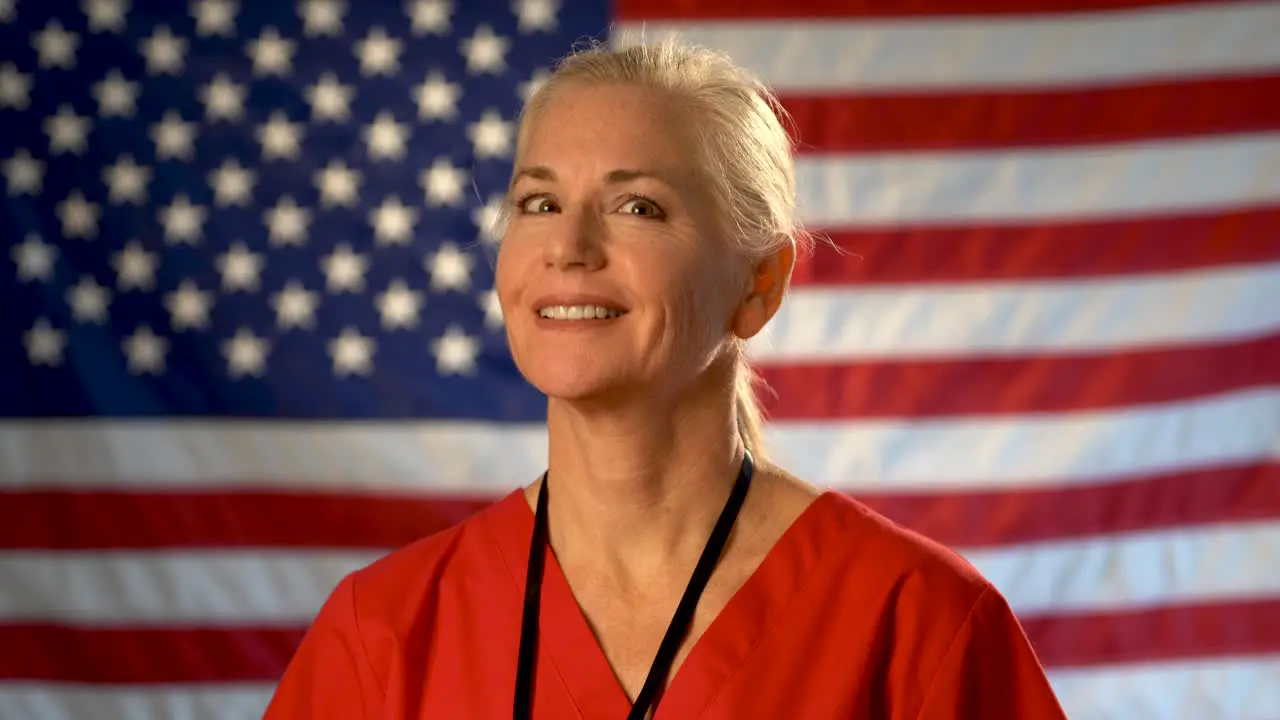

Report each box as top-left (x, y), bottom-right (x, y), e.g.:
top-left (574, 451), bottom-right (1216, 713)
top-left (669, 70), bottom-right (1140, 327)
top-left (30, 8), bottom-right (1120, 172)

top-left (731, 239), bottom-right (796, 341)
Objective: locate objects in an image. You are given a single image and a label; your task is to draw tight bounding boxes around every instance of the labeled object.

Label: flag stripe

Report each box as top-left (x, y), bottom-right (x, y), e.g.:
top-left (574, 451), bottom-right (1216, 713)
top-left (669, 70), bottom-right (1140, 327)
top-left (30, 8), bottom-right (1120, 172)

top-left (2, 521), bottom-right (1277, 624)
top-left (615, 0), bottom-right (1243, 20)
top-left (4, 598), bottom-right (1277, 685)
top-left (760, 263), bottom-right (1280, 360)
top-left (2, 461), bottom-right (1276, 551)
top-left (6, 388), bottom-right (1279, 491)
top-left (781, 74), bottom-right (1280, 153)
top-left (0, 684), bottom-right (274, 720)
top-left (792, 133), bottom-right (1280, 227)
top-left (616, 3), bottom-right (1280, 91)
top-left (792, 205), bottom-right (1280, 285)
top-left (760, 333), bottom-right (1280, 419)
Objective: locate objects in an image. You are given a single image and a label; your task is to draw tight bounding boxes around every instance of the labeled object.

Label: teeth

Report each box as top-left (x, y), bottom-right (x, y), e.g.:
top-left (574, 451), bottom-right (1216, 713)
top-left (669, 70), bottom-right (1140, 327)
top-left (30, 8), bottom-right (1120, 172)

top-left (537, 305), bottom-right (624, 320)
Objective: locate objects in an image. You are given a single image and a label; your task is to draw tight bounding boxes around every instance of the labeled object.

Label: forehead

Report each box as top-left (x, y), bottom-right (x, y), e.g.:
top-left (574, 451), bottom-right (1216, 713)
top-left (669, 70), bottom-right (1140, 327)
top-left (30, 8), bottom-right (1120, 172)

top-left (519, 83), bottom-right (702, 173)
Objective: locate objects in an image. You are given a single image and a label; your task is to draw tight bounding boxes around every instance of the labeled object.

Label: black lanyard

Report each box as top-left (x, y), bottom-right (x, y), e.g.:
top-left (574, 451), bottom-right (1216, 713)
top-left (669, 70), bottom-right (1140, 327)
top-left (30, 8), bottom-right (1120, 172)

top-left (513, 453), bottom-right (755, 720)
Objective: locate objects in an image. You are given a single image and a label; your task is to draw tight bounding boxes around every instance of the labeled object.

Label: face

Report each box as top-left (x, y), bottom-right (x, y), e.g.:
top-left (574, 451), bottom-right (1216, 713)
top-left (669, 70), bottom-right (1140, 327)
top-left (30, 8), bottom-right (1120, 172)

top-left (494, 82), bottom-right (755, 406)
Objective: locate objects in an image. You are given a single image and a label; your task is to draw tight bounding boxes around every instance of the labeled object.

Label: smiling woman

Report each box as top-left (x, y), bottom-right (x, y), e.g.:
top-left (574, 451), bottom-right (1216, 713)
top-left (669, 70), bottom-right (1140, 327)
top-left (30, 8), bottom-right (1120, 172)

top-left (264, 36), bottom-right (1068, 720)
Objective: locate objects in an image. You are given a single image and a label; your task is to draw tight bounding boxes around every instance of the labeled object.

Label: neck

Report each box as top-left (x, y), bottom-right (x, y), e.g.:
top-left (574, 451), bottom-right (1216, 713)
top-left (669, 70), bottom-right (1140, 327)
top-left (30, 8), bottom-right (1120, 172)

top-left (541, 364), bottom-right (746, 585)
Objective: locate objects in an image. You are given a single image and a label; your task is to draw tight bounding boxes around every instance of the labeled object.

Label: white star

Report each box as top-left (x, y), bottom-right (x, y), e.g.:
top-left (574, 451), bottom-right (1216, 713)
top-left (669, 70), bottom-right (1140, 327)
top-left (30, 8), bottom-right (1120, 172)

top-left (328, 327), bottom-right (375, 377)
top-left (362, 112), bottom-right (409, 162)
top-left (299, 0), bottom-right (345, 37)
top-left (514, 0), bottom-right (557, 32)
top-left (413, 70), bottom-right (460, 121)
top-left (67, 274), bottom-right (111, 323)
top-left (370, 196), bottom-right (418, 245)
top-left (83, 0), bottom-right (130, 33)
top-left (0, 0), bottom-right (16, 22)
top-left (222, 327), bottom-right (270, 378)
top-left (407, 0), bottom-right (451, 34)
top-left (140, 25), bottom-right (187, 75)
top-left (200, 73), bottom-right (246, 122)
top-left (314, 159), bottom-right (361, 208)
top-left (216, 241), bottom-right (264, 292)
top-left (272, 280), bottom-right (319, 329)
top-left (473, 194), bottom-right (505, 243)
top-left (479, 287), bottom-right (503, 329)
top-left (164, 279), bottom-right (214, 330)
top-left (460, 25), bottom-right (508, 75)
top-left (425, 241), bottom-right (472, 292)
top-left (321, 243), bottom-right (368, 293)
top-left (419, 156), bottom-right (467, 207)
top-left (191, 0), bottom-right (237, 37)
top-left (247, 27), bottom-right (295, 76)
top-left (467, 109), bottom-right (513, 158)
top-left (431, 324), bottom-right (479, 376)
top-left (209, 157), bottom-right (255, 207)
top-left (354, 27), bottom-right (401, 76)
top-left (3, 149), bottom-right (44, 196)
top-left (150, 110), bottom-right (197, 161)
top-left (305, 73), bottom-right (354, 122)
top-left (111, 240), bottom-right (158, 290)
top-left (518, 67), bottom-right (550, 104)
top-left (24, 318), bottom-right (66, 367)
top-left (32, 21), bottom-right (79, 70)
top-left (103, 154), bottom-right (151, 205)
top-left (92, 69), bottom-right (140, 117)
top-left (56, 191), bottom-right (100, 239)
top-left (11, 234), bottom-right (57, 282)
top-left (0, 63), bottom-right (31, 109)
top-left (158, 194), bottom-right (207, 244)
top-left (264, 195), bottom-right (311, 245)
top-left (44, 104), bottom-right (92, 155)
top-left (376, 279), bottom-right (423, 330)
top-left (122, 325), bottom-right (168, 374)
top-left (256, 111), bottom-right (304, 160)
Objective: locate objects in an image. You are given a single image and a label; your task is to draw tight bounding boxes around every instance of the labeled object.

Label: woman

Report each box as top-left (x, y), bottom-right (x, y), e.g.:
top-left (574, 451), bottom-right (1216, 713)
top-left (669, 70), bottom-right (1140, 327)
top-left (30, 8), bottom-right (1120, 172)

top-left (265, 37), bottom-right (1068, 719)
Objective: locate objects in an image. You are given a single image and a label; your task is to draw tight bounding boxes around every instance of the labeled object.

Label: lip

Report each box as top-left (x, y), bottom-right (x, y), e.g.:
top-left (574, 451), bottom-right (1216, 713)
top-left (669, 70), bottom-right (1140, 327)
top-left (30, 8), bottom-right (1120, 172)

top-left (529, 294), bottom-right (629, 314)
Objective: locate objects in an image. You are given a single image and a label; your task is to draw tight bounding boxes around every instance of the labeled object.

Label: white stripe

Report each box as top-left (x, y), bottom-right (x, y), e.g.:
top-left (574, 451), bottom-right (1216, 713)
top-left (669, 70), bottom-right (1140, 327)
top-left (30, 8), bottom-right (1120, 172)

top-left (2, 522), bottom-right (1276, 624)
top-left (1, 656), bottom-right (1276, 720)
top-left (615, 2), bottom-right (1280, 91)
top-left (0, 550), bottom-right (377, 623)
top-left (1048, 655), bottom-right (1280, 719)
top-left (963, 521), bottom-right (1280, 615)
top-left (753, 262), bottom-right (1280, 360)
top-left (2, 387), bottom-right (1278, 491)
top-left (0, 684), bottom-right (273, 720)
top-left (792, 133), bottom-right (1280, 227)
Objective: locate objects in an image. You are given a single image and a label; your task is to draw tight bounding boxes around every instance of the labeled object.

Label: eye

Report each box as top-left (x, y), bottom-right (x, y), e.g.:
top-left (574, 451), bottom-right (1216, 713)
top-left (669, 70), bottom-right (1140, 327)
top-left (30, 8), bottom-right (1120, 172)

top-left (516, 193), bottom-right (559, 214)
top-left (618, 195), bottom-right (665, 219)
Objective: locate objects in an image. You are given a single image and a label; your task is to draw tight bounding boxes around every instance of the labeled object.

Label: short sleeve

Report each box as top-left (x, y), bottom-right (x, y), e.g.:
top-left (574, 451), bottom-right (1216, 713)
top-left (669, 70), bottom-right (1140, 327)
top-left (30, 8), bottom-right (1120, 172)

top-left (915, 586), bottom-right (1068, 720)
top-left (262, 574), bottom-right (385, 719)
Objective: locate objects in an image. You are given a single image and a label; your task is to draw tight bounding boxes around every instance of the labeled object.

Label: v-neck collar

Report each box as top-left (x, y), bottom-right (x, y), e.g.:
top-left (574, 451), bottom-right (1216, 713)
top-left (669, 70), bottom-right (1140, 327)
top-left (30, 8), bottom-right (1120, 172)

top-left (485, 487), bottom-right (845, 719)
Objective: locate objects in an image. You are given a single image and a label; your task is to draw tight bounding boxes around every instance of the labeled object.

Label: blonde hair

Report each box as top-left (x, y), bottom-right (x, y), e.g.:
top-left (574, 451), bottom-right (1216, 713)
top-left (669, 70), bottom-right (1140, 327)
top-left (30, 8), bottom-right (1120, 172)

top-left (513, 35), bottom-right (806, 461)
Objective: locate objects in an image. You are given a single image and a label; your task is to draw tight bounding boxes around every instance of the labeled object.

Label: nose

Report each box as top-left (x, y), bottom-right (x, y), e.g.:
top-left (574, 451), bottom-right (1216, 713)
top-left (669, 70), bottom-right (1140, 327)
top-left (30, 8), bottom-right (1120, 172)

top-left (542, 208), bottom-right (606, 271)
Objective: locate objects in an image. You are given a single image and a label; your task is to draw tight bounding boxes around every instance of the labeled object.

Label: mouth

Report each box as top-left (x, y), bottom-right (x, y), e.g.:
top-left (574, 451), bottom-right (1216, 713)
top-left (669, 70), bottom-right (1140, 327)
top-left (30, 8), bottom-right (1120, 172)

top-left (536, 304), bottom-right (627, 321)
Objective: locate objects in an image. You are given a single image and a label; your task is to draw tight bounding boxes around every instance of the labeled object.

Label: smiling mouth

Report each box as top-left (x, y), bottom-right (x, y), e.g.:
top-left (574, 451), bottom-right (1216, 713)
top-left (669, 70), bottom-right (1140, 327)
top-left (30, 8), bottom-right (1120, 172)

top-left (536, 305), bottom-right (627, 320)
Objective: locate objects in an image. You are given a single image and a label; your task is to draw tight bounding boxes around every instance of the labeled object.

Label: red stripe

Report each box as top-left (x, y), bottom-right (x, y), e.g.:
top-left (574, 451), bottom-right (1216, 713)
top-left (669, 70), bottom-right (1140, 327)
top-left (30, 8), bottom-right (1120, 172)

top-left (616, 0), bottom-right (1221, 20)
top-left (857, 461), bottom-right (1280, 548)
top-left (761, 334), bottom-right (1280, 420)
top-left (4, 597), bottom-right (1276, 682)
top-left (1022, 598), bottom-right (1280, 668)
top-left (791, 205), bottom-right (1280, 286)
top-left (2, 462), bottom-right (1276, 551)
top-left (781, 75), bottom-right (1280, 153)
top-left (0, 491), bottom-right (491, 550)
top-left (0, 624), bottom-right (303, 683)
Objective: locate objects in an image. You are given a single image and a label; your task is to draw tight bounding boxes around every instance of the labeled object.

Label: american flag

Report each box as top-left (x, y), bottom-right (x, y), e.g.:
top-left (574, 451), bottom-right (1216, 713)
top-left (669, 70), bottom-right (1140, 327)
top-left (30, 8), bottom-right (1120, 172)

top-left (1, 0), bottom-right (1278, 717)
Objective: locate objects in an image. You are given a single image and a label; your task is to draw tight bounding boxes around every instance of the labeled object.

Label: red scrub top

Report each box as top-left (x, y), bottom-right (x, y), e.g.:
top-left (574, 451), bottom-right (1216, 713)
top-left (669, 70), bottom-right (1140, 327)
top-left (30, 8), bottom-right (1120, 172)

top-left (265, 489), bottom-right (1068, 719)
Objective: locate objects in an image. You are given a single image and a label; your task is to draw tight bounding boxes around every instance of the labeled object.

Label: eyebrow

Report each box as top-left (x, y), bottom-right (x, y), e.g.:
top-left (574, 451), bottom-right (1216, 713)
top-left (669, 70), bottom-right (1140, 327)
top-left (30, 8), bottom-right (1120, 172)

top-left (509, 166), bottom-right (674, 189)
